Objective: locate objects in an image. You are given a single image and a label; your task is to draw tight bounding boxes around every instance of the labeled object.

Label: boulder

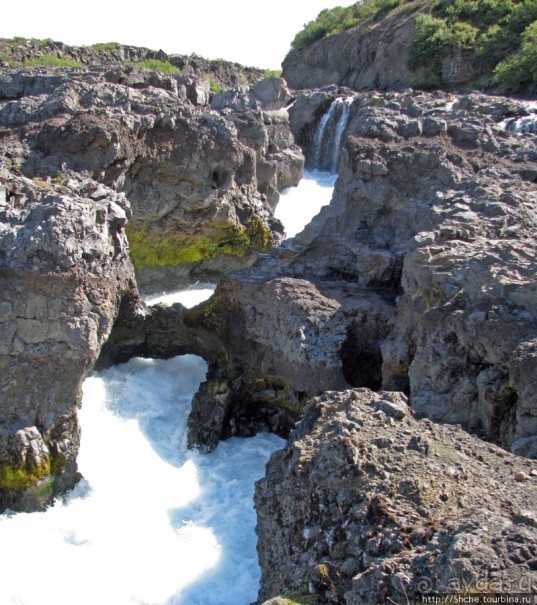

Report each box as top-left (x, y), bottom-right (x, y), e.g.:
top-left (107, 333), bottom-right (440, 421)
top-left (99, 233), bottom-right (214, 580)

top-left (255, 389), bottom-right (537, 604)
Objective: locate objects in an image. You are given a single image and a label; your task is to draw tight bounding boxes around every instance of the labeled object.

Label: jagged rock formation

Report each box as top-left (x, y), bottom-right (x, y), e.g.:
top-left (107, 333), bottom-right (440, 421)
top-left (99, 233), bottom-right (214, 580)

top-left (0, 43), bottom-right (304, 510)
top-left (0, 38), bottom-right (264, 88)
top-left (281, 0), bottom-right (537, 95)
top-left (184, 277), bottom-right (395, 451)
top-left (0, 165), bottom-right (136, 511)
top-left (182, 90), bottom-right (537, 460)
top-left (289, 90), bottom-right (537, 455)
top-left (0, 62), bottom-right (303, 291)
top-left (256, 389), bottom-right (537, 604)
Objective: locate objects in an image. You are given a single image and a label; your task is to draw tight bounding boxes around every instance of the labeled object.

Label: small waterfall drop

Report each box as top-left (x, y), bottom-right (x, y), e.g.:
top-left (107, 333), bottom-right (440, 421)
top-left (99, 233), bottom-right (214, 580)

top-left (312, 96), bottom-right (354, 173)
top-left (504, 115), bottom-right (537, 134)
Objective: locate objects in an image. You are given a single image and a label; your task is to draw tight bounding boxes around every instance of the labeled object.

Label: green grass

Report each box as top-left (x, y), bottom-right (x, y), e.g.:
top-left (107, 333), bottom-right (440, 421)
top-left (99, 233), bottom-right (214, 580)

top-left (91, 41), bottom-right (120, 53)
top-left (2, 53), bottom-right (82, 68)
top-left (126, 58), bottom-right (180, 74)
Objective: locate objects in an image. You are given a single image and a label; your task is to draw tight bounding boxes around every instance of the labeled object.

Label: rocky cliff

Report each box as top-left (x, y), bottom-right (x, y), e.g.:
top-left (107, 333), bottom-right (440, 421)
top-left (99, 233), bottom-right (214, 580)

top-left (0, 38), bottom-right (264, 89)
top-left (0, 60), bottom-right (303, 291)
top-left (181, 90), bottom-right (537, 461)
top-left (0, 165), bottom-right (135, 511)
top-left (282, 2), bottom-right (419, 92)
top-left (0, 42), bottom-right (303, 509)
top-left (282, 0), bottom-right (537, 95)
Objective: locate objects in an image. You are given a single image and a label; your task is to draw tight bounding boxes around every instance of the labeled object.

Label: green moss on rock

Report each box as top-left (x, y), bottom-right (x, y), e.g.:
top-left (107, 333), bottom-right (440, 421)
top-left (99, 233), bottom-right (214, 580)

top-left (126, 217), bottom-right (273, 270)
top-left (0, 457), bottom-right (51, 492)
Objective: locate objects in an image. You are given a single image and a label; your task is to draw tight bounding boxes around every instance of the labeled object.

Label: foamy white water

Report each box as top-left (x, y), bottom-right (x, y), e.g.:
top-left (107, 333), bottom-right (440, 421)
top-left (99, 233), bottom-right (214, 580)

top-left (143, 284), bottom-right (216, 307)
top-left (0, 300), bottom-right (283, 605)
top-left (276, 170), bottom-right (336, 239)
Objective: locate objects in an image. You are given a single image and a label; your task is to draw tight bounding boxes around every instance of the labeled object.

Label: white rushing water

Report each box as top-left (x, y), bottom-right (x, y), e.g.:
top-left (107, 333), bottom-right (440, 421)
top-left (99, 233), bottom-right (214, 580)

top-left (275, 170), bottom-right (336, 239)
top-left (0, 292), bottom-right (284, 605)
top-left (143, 284), bottom-right (216, 307)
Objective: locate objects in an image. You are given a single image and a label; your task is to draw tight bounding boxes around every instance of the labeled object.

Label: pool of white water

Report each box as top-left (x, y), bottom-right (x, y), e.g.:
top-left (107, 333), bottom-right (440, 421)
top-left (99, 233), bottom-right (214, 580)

top-left (275, 170), bottom-right (336, 239)
top-left (0, 297), bottom-right (283, 605)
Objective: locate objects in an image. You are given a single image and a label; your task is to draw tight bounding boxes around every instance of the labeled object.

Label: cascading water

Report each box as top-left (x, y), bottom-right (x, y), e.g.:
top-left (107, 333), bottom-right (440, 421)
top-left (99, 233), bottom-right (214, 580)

top-left (500, 101), bottom-right (537, 134)
top-left (311, 96), bottom-right (354, 174)
top-left (275, 96), bottom-right (355, 240)
top-left (503, 114), bottom-right (537, 134)
top-left (0, 288), bottom-right (284, 605)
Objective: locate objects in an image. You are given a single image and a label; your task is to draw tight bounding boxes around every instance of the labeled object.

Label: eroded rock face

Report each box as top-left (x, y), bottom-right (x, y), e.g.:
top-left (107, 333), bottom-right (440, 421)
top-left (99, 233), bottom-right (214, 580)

top-left (0, 166), bottom-right (136, 511)
top-left (181, 90), bottom-right (537, 456)
top-left (0, 64), bottom-right (304, 292)
top-left (256, 389), bottom-right (537, 604)
top-left (183, 276), bottom-right (395, 451)
top-left (286, 90), bottom-right (537, 453)
top-left (0, 38), bottom-right (264, 89)
top-left (282, 5), bottom-right (418, 91)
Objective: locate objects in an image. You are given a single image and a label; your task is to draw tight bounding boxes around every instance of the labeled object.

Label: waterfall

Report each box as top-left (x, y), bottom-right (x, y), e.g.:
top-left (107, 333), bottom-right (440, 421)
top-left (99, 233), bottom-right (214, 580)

top-left (312, 100), bottom-right (339, 169)
top-left (312, 96), bottom-right (354, 174)
top-left (330, 97), bottom-right (353, 173)
top-left (504, 115), bottom-right (537, 134)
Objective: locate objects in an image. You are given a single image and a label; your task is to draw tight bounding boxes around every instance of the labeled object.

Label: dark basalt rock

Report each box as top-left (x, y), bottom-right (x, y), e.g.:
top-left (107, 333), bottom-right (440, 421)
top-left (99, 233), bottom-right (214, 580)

top-left (256, 389), bottom-right (537, 604)
top-left (0, 166), bottom-right (136, 511)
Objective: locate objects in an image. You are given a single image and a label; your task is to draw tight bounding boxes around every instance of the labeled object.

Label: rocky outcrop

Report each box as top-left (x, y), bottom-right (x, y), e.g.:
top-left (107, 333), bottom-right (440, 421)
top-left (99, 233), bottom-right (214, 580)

top-left (283, 90), bottom-right (537, 454)
top-left (0, 165), bottom-right (136, 511)
top-left (256, 389), bottom-right (537, 604)
top-left (0, 63), bottom-right (304, 292)
top-left (0, 38), bottom-right (264, 89)
top-left (183, 276), bottom-right (395, 450)
top-left (282, 2), bottom-right (420, 91)
top-left (180, 90), bottom-right (537, 457)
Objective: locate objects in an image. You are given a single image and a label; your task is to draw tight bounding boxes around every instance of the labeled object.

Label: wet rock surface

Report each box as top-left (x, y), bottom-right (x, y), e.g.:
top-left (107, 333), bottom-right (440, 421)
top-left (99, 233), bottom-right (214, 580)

top-left (256, 389), bottom-right (537, 604)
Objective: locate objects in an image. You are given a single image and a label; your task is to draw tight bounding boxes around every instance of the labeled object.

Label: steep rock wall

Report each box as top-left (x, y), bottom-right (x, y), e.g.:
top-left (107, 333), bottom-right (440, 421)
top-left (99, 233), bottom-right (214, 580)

top-left (0, 167), bottom-right (136, 511)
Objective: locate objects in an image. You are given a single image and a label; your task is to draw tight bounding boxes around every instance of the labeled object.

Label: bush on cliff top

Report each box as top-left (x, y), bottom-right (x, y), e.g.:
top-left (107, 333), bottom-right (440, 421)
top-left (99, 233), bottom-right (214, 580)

top-left (291, 0), bottom-right (407, 50)
top-left (290, 0), bottom-right (537, 93)
top-left (3, 53), bottom-right (83, 68)
top-left (410, 0), bottom-right (537, 91)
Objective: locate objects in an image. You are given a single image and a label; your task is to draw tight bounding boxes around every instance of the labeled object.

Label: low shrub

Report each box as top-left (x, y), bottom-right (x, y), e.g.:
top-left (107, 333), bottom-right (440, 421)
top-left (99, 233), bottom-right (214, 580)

top-left (91, 42), bottom-right (120, 53)
top-left (126, 58), bottom-right (180, 74)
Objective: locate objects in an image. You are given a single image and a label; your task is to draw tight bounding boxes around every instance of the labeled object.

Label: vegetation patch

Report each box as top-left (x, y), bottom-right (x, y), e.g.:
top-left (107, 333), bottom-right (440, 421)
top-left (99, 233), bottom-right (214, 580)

top-left (207, 76), bottom-right (222, 93)
top-left (0, 457), bottom-right (51, 492)
top-left (409, 0), bottom-right (537, 92)
top-left (283, 583), bottom-right (319, 605)
top-left (91, 41), bottom-right (120, 53)
top-left (126, 58), bottom-right (180, 74)
top-left (6, 54), bottom-right (83, 69)
top-left (126, 217), bottom-right (272, 269)
top-left (290, 0), bottom-right (536, 92)
top-left (264, 69), bottom-right (283, 78)
top-left (290, 0), bottom-right (408, 50)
